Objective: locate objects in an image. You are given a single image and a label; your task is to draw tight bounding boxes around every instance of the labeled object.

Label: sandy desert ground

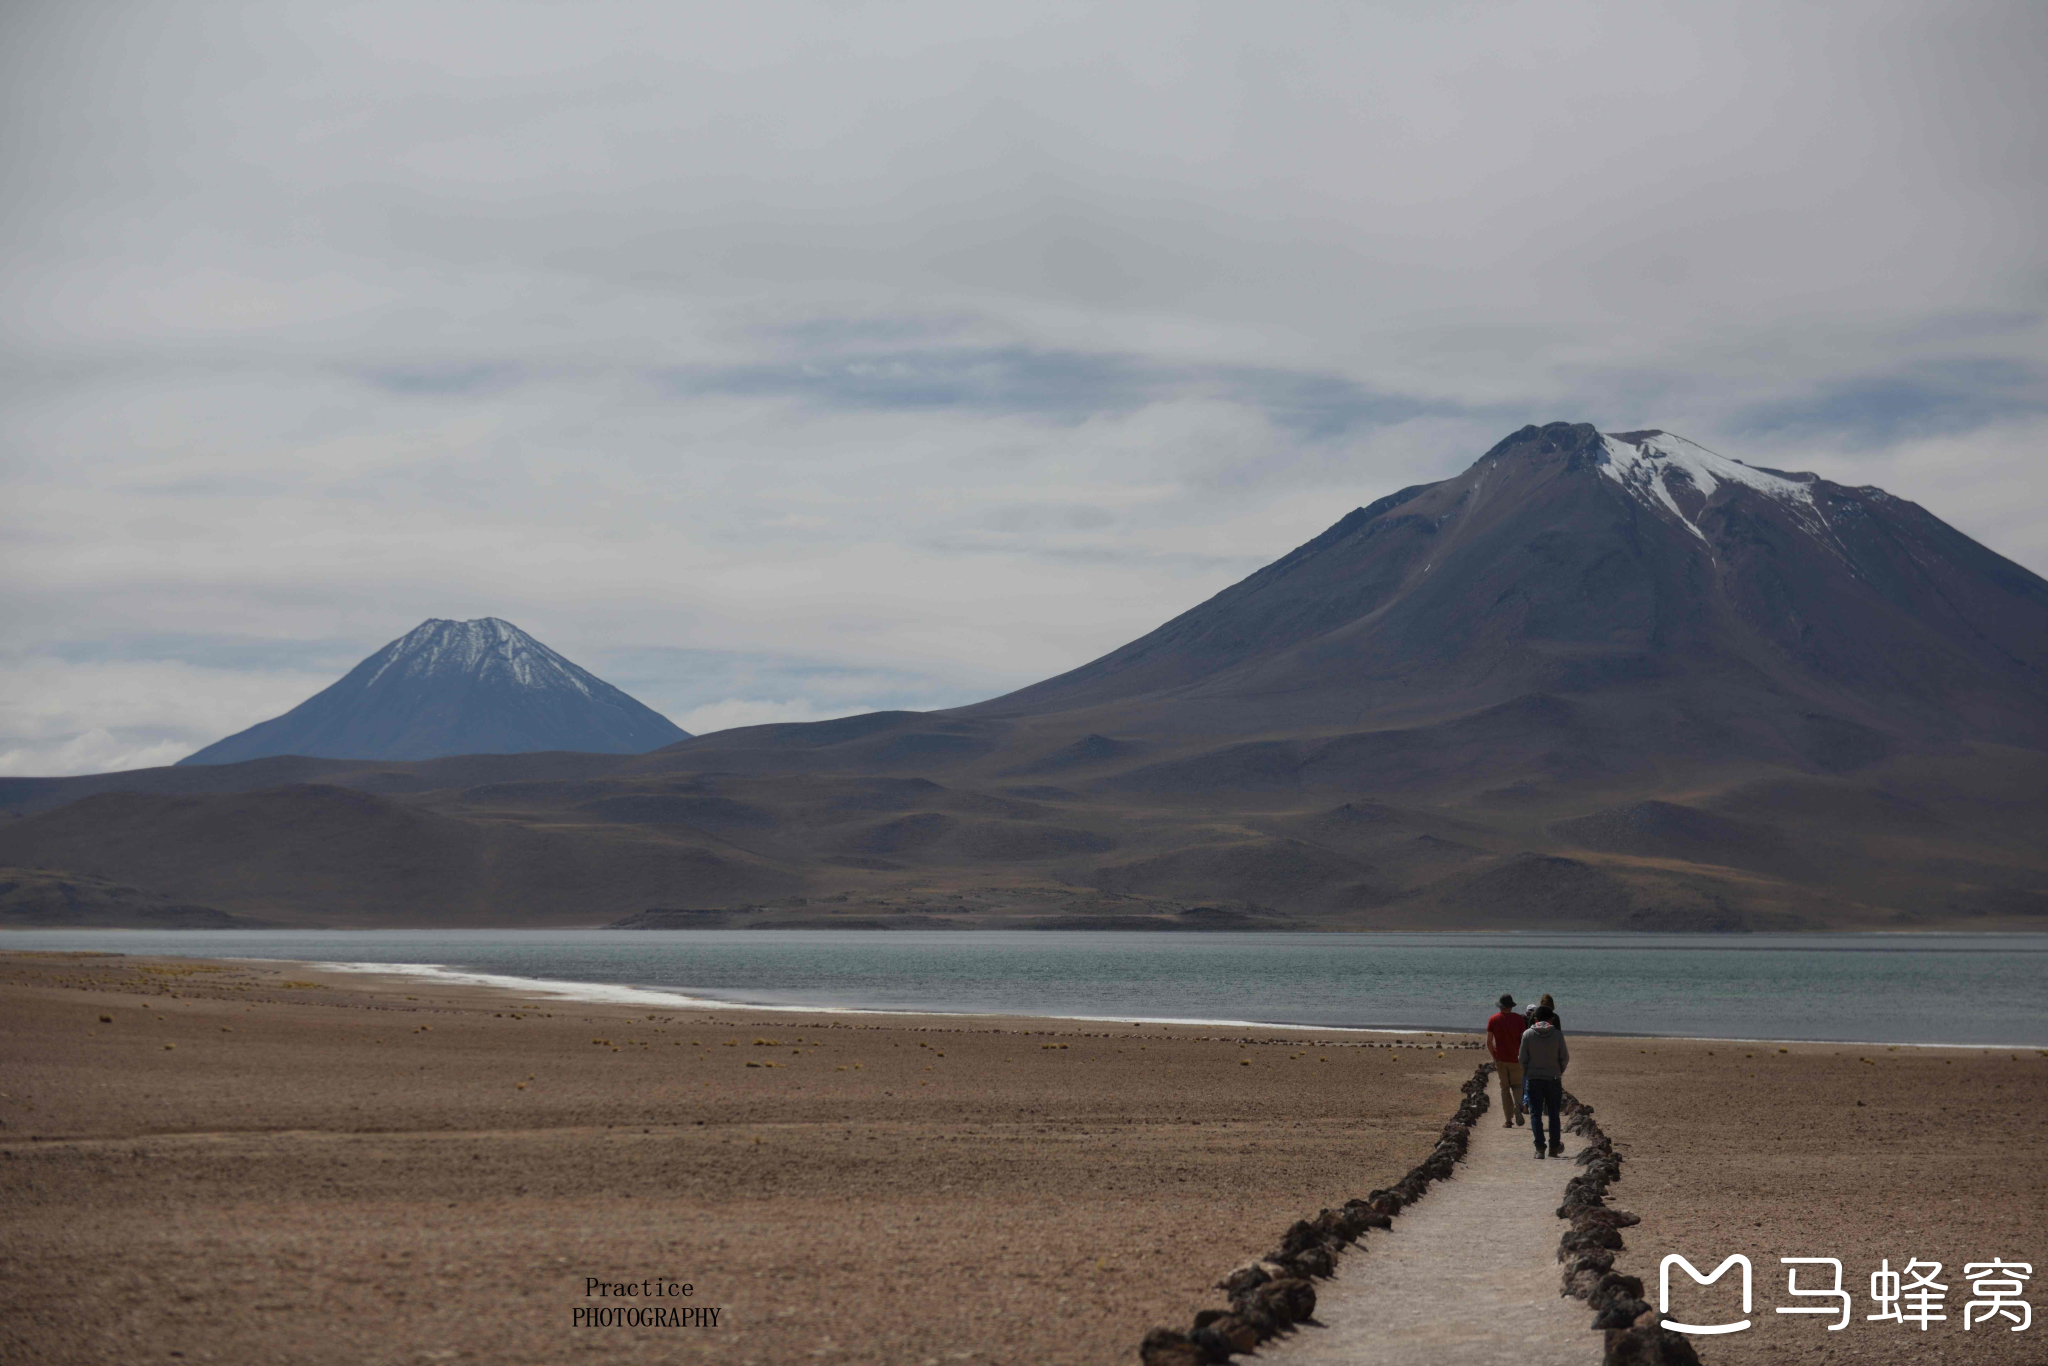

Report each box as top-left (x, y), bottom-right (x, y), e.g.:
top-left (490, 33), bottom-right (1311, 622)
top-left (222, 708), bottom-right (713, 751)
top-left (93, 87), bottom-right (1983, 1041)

top-left (2, 949), bottom-right (2042, 1366)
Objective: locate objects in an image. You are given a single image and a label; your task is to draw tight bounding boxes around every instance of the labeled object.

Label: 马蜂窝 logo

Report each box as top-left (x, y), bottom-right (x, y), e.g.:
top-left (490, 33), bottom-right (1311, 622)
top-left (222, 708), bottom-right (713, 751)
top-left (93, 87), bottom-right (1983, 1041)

top-left (1659, 1255), bottom-right (1751, 1335)
top-left (1657, 1254), bottom-right (2032, 1336)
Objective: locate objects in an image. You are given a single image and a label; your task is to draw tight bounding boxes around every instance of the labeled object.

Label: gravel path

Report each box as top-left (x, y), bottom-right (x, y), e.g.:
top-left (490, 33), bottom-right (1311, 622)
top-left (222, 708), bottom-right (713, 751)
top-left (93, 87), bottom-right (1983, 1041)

top-left (1259, 1109), bottom-right (1597, 1365)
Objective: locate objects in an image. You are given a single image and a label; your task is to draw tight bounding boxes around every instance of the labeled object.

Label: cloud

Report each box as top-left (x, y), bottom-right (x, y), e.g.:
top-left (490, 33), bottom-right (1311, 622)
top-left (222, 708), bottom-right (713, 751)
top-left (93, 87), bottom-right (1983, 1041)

top-left (588, 647), bottom-right (990, 736)
top-left (0, 730), bottom-right (194, 779)
top-left (1728, 357), bottom-right (2048, 450)
top-left (674, 698), bottom-right (873, 736)
top-left (1, 0), bottom-right (2044, 774)
top-left (0, 657), bottom-right (338, 776)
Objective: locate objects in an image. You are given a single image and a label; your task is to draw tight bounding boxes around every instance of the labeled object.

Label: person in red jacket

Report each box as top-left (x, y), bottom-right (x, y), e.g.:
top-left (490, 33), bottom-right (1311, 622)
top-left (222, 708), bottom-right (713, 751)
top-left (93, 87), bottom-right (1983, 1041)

top-left (1485, 993), bottom-right (1528, 1128)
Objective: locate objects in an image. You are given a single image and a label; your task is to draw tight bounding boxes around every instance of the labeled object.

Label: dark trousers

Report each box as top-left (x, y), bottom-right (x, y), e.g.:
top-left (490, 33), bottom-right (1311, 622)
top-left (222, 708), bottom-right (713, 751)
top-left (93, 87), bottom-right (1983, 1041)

top-left (1525, 1076), bottom-right (1564, 1153)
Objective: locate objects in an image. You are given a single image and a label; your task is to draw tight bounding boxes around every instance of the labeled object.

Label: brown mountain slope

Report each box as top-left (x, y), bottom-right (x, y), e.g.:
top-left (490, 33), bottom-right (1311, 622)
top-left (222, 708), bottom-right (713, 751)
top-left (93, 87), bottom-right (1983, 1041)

top-left (0, 784), bottom-right (800, 927)
top-left (0, 867), bottom-right (269, 929)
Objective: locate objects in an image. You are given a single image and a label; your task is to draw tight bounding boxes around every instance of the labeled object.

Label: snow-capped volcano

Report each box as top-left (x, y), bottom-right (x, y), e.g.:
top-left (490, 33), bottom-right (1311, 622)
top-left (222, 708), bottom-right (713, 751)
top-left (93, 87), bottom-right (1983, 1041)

top-left (178, 618), bottom-right (689, 765)
top-left (971, 420), bottom-right (2048, 760)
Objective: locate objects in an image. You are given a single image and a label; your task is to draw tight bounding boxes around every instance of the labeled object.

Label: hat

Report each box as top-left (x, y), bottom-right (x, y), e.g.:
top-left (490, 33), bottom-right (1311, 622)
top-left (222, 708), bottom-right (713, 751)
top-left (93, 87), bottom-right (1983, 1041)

top-left (1498, 993), bottom-right (1515, 1009)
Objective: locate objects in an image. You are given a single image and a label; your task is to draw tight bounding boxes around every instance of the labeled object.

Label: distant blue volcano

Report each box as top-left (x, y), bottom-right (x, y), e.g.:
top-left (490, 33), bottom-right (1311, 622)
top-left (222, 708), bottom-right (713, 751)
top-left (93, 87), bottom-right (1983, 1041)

top-left (178, 618), bottom-right (689, 765)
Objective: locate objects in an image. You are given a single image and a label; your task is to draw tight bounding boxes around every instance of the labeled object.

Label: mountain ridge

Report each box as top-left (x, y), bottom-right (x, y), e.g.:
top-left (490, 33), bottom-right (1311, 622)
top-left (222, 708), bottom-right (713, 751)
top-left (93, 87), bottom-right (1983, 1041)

top-left (8, 422), bottom-right (2043, 931)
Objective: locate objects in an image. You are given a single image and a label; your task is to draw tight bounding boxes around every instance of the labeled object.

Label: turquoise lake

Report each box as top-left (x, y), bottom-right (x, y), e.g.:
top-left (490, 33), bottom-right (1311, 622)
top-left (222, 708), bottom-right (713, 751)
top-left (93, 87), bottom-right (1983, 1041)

top-left (9, 929), bottom-right (2046, 1045)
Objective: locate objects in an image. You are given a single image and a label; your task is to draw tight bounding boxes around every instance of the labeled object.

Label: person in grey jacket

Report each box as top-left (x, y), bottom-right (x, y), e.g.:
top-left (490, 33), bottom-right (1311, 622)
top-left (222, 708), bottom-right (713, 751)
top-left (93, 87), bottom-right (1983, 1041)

top-left (1518, 1007), bottom-right (1569, 1158)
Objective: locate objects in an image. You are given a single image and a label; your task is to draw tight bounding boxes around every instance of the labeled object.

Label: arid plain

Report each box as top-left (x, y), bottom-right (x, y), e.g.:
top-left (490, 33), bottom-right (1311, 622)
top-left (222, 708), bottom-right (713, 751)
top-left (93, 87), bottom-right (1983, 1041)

top-left (3, 950), bottom-right (2042, 1366)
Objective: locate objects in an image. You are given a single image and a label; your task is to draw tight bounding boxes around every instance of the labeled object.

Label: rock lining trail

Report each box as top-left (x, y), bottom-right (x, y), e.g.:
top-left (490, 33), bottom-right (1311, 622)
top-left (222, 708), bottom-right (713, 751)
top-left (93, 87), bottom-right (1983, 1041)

top-left (1257, 1111), bottom-right (1596, 1365)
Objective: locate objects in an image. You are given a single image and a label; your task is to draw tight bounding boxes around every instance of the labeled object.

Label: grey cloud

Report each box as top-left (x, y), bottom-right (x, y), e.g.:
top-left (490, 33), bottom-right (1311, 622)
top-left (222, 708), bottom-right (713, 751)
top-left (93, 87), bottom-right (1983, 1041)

top-left (655, 343), bottom-right (1481, 439)
top-left (589, 646), bottom-right (989, 723)
top-left (981, 503), bottom-right (1118, 535)
top-left (3, 0), bottom-right (2046, 774)
top-left (361, 363), bottom-right (528, 396)
top-left (37, 633), bottom-right (372, 675)
top-left (656, 347), bottom-right (1159, 420)
top-left (915, 531), bottom-right (1270, 576)
top-left (1729, 358), bottom-right (2048, 449)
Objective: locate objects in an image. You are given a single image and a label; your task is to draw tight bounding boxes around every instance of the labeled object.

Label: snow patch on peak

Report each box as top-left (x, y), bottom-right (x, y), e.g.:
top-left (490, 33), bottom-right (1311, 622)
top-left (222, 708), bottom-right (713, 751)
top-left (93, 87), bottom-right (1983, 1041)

top-left (365, 617), bottom-right (598, 697)
top-left (1597, 431), bottom-right (1822, 543)
top-left (1601, 431), bottom-right (1814, 503)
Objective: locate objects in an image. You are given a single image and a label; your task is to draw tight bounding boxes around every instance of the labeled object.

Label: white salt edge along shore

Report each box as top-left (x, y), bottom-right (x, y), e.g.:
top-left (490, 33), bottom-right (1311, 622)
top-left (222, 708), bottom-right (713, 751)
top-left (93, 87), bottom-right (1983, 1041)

top-left (232, 956), bottom-right (2047, 1049)
top-left (293, 958), bottom-right (1466, 1034)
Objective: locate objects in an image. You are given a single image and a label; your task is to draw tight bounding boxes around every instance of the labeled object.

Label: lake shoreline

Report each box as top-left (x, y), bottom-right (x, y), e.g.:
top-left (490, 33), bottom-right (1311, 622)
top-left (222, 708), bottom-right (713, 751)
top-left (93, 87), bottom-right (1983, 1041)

top-left (293, 955), bottom-right (2048, 1049)
top-left (3, 925), bottom-right (2043, 1046)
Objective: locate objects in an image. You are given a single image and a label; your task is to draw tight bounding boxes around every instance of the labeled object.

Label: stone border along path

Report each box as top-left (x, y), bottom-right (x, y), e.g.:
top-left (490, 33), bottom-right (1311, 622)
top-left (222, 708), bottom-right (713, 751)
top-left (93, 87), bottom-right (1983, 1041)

top-left (1135, 1068), bottom-right (1705, 1366)
top-left (1556, 1095), bottom-right (1700, 1366)
top-left (1137, 1064), bottom-right (1493, 1365)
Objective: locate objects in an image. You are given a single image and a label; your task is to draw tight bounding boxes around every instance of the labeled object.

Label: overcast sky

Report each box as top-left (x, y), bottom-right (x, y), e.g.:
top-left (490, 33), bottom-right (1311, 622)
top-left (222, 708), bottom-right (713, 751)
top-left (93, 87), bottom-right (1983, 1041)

top-left (3, 0), bottom-right (2044, 775)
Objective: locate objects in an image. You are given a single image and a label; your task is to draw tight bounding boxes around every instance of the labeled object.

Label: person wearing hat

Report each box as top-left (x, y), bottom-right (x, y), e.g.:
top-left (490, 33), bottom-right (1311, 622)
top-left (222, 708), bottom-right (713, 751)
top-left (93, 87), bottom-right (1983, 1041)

top-left (1484, 993), bottom-right (1528, 1128)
